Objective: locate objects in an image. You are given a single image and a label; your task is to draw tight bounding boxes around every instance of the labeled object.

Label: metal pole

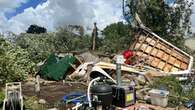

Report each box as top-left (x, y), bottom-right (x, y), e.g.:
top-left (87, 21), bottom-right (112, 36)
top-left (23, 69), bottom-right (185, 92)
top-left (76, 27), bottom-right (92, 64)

top-left (116, 63), bottom-right (121, 86)
top-left (116, 55), bottom-right (124, 86)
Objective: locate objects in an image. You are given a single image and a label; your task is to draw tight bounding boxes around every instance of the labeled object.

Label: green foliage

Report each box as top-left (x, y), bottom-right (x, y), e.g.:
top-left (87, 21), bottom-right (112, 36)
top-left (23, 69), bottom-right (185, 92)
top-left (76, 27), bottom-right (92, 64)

top-left (24, 96), bottom-right (46, 110)
top-left (127, 0), bottom-right (193, 50)
top-left (151, 76), bottom-right (195, 106)
top-left (55, 28), bottom-right (91, 51)
top-left (16, 27), bottom-right (91, 63)
top-left (16, 33), bottom-right (56, 63)
top-left (0, 90), bottom-right (4, 106)
top-left (0, 38), bottom-right (35, 83)
top-left (26, 24), bottom-right (47, 34)
top-left (99, 22), bottom-right (133, 54)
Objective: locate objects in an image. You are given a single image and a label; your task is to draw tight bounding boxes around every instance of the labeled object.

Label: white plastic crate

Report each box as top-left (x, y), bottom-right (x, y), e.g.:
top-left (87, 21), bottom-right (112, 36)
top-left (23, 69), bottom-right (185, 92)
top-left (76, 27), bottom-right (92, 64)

top-left (149, 89), bottom-right (169, 107)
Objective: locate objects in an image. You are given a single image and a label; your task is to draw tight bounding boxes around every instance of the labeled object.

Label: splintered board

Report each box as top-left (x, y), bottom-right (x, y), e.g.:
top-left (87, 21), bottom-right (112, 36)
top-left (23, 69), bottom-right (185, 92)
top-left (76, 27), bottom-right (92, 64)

top-left (130, 28), bottom-right (190, 72)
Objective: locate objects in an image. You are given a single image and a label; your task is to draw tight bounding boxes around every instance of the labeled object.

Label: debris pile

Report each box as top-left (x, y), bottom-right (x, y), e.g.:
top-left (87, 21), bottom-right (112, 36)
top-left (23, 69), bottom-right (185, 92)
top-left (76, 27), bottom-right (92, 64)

top-left (28, 27), bottom-right (193, 110)
top-left (1, 27), bottom-right (194, 110)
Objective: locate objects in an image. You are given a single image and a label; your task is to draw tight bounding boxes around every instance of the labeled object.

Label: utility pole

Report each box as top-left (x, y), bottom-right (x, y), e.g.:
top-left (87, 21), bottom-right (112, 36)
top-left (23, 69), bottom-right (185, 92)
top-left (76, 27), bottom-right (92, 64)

top-left (92, 22), bottom-right (98, 50)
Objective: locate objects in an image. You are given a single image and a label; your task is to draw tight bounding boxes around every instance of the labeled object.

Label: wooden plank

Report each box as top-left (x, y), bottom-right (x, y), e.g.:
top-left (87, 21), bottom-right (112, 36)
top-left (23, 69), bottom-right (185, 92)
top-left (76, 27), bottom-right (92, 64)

top-left (134, 43), bottom-right (141, 50)
top-left (151, 42), bottom-right (163, 68)
top-left (170, 57), bottom-right (178, 72)
top-left (162, 48), bottom-right (174, 72)
top-left (137, 33), bottom-right (149, 51)
top-left (156, 50), bottom-right (164, 58)
top-left (151, 58), bottom-right (160, 67)
top-left (181, 63), bottom-right (188, 70)
top-left (140, 44), bottom-right (148, 51)
top-left (140, 35), bottom-right (154, 57)
top-left (151, 48), bottom-right (158, 56)
top-left (168, 57), bottom-right (176, 65)
top-left (158, 61), bottom-right (166, 70)
top-left (146, 38), bottom-right (159, 65)
top-left (163, 64), bottom-right (172, 72)
top-left (174, 60), bottom-right (181, 68)
top-left (130, 31), bottom-right (141, 49)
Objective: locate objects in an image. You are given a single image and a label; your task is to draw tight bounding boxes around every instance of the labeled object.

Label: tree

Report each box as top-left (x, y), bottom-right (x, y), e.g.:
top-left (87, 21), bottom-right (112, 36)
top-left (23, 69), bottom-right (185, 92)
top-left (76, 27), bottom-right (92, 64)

top-left (100, 22), bottom-right (133, 54)
top-left (125, 0), bottom-right (193, 49)
top-left (26, 24), bottom-right (47, 34)
top-left (0, 38), bottom-right (35, 83)
top-left (16, 26), bottom-right (91, 63)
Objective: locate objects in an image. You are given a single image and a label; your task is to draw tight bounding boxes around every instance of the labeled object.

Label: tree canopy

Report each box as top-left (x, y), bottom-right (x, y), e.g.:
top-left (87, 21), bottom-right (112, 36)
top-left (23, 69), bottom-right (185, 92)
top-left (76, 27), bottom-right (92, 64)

top-left (16, 27), bottom-right (91, 63)
top-left (99, 22), bottom-right (133, 54)
top-left (26, 24), bottom-right (47, 34)
top-left (125, 0), bottom-right (193, 49)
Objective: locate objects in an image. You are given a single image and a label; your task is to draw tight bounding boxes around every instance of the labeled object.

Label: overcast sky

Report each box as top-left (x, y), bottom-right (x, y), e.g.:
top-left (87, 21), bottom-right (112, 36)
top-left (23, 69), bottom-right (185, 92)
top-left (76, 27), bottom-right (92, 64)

top-left (0, 0), bottom-right (194, 34)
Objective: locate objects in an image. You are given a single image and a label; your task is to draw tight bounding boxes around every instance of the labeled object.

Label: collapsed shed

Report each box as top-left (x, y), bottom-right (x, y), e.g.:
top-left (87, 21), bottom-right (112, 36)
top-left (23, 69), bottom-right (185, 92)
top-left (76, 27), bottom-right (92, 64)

top-left (130, 27), bottom-right (193, 75)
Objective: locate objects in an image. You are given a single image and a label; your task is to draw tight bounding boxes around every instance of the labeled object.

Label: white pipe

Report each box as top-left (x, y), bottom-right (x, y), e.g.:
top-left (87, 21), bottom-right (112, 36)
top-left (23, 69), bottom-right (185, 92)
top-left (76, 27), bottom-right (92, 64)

top-left (91, 66), bottom-right (117, 84)
top-left (87, 77), bottom-right (101, 107)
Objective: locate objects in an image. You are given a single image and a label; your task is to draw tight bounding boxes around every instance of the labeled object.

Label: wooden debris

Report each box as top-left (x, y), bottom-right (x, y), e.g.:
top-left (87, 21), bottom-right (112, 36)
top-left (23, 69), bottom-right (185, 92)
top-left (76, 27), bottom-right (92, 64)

top-left (130, 27), bottom-right (193, 73)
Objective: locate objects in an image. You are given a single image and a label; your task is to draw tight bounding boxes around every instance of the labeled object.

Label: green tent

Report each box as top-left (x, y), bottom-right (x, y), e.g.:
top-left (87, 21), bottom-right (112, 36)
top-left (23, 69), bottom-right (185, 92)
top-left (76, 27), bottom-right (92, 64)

top-left (39, 54), bottom-right (76, 80)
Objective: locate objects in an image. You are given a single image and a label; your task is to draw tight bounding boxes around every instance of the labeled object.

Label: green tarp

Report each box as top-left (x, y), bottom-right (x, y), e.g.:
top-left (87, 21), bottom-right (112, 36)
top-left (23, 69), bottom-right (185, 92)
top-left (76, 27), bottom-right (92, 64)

top-left (39, 54), bottom-right (76, 80)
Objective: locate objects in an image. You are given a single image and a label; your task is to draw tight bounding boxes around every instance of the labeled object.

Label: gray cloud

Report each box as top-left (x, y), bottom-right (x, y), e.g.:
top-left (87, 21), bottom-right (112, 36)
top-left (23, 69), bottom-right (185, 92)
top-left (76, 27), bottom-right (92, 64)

top-left (0, 0), bottom-right (27, 12)
top-left (0, 0), bottom-right (195, 34)
top-left (0, 0), bottom-right (122, 34)
top-left (185, 37), bottom-right (195, 50)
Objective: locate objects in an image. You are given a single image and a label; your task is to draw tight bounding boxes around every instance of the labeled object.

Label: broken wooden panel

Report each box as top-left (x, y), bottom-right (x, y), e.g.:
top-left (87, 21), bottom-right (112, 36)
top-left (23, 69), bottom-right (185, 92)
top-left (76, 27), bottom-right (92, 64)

top-left (130, 28), bottom-right (191, 73)
top-left (151, 58), bottom-right (160, 67)
top-left (151, 48), bottom-right (158, 56)
top-left (163, 64), bottom-right (172, 72)
top-left (156, 50), bottom-right (164, 58)
top-left (158, 61), bottom-right (166, 70)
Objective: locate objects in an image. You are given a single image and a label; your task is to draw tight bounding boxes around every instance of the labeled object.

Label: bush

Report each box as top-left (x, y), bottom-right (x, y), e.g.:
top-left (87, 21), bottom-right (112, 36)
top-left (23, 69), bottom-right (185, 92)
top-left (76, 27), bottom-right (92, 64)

top-left (0, 90), bottom-right (4, 108)
top-left (0, 38), bottom-right (35, 83)
top-left (16, 29), bottom-right (92, 63)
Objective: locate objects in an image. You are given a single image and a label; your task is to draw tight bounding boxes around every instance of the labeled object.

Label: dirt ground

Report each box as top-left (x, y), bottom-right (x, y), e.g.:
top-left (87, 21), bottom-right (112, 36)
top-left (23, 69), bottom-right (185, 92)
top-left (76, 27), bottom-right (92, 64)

top-left (22, 81), bottom-right (87, 108)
